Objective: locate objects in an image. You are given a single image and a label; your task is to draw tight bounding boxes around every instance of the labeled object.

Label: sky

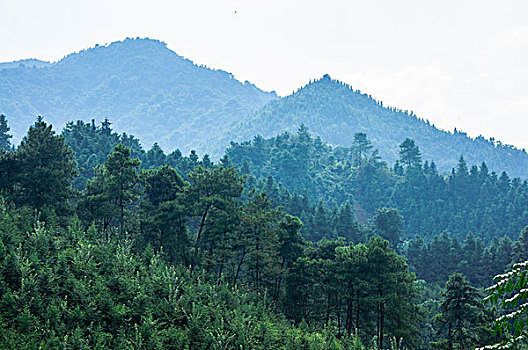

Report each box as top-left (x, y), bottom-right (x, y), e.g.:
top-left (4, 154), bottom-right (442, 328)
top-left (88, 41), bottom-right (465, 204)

top-left (1, 0), bottom-right (528, 150)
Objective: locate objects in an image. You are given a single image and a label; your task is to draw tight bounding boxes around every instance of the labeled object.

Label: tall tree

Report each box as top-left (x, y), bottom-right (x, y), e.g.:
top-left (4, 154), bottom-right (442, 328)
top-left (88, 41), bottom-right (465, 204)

top-left (104, 144), bottom-right (141, 237)
top-left (399, 138), bottom-right (422, 169)
top-left (186, 166), bottom-right (244, 272)
top-left (14, 117), bottom-right (78, 211)
top-left (372, 207), bottom-right (404, 250)
top-left (0, 114), bottom-right (12, 152)
top-left (81, 144), bottom-right (141, 238)
top-left (140, 165), bottom-right (188, 263)
top-left (352, 132), bottom-right (373, 167)
top-left (434, 273), bottom-right (482, 350)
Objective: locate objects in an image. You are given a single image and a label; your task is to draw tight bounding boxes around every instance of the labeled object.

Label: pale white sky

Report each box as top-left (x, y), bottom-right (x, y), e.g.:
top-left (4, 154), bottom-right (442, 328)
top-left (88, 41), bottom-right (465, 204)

top-left (1, 0), bottom-right (528, 150)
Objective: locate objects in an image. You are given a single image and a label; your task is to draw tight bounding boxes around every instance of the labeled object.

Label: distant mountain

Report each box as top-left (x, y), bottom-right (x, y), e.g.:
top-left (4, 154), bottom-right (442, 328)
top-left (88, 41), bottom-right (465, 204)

top-left (0, 38), bottom-right (277, 155)
top-left (230, 75), bottom-right (528, 178)
top-left (0, 58), bottom-right (50, 70)
top-left (2, 41), bottom-right (527, 177)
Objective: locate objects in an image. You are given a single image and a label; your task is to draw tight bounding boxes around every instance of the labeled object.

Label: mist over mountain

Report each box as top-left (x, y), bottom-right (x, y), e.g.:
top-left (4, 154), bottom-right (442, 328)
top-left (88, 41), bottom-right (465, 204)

top-left (231, 75), bottom-right (528, 178)
top-left (0, 38), bottom-right (277, 155)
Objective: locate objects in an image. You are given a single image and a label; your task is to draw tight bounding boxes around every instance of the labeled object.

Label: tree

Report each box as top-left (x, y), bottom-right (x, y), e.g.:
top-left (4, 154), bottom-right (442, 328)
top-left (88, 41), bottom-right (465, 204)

top-left (352, 132), bottom-right (373, 167)
top-left (366, 236), bottom-right (421, 349)
top-left (399, 138), bottom-right (422, 169)
top-left (140, 165), bottom-right (188, 263)
top-left (0, 114), bottom-right (12, 152)
top-left (434, 273), bottom-right (482, 350)
top-left (512, 226), bottom-right (528, 264)
top-left (81, 144), bottom-right (140, 238)
top-left (479, 260), bottom-right (528, 350)
top-left (372, 208), bottom-right (404, 250)
top-left (14, 117), bottom-right (78, 211)
top-left (104, 144), bottom-right (141, 237)
top-left (186, 166), bottom-right (244, 272)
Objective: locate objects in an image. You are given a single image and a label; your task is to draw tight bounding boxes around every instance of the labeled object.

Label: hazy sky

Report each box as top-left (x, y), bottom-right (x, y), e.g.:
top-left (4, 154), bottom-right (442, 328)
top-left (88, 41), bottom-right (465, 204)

top-left (1, 0), bottom-right (528, 150)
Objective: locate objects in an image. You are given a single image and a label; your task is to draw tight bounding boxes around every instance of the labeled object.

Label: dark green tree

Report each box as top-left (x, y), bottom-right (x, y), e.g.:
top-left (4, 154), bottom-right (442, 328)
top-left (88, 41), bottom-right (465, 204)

top-left (81, 144), bottom-right (140, 238)
top-left (352, 132), bottom-right (373, 167)
top-left (14, 117), bottom-right (78, 212)
top-left (433, 273), bottom-right (482, 350)
top-left (104, 144), bottom-right (141, 237)
top-left (140, 165), bottom-right (188, 263)
top-left (399, 138), bottom-right (422, 169)
top-left (0, 114), bottom-right (12, 152)
top-left (186, 166), bottom-right (244, 272)
top-left (372, 207), bottom-right (404, 249)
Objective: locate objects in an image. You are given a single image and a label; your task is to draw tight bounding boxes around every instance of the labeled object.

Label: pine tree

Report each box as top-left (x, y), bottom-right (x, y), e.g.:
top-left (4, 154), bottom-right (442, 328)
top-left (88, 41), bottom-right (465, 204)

top-left (352, 132), bottom-right (373, 167)
top-left (0, 114), bottom-right (12, 152)
top-left (434, 273), bottom-right (482, 350)
top-left (399, 138), bottom-right (422, 169)
top-left (15, 117), bottom-right (78, 211)
top-left (104, 144), bottom-right (141, 237)
top-left (372, 207), bottom-right (404, 250)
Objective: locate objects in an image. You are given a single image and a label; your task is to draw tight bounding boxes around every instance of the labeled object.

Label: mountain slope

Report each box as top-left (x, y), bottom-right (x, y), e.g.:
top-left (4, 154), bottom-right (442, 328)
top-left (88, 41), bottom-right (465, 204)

top-left (0, 38), bottom-right (277, 155)
top-left (231, 75), bottom-right (528, 178)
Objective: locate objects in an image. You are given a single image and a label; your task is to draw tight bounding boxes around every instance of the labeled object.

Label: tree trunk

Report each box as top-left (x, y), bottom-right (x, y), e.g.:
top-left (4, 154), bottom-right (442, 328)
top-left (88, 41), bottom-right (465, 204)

top-left (190, 206), bottom-right (209, 273)
top-left (337, 295), bottom-right (342, 338)
top-left (233, 247), bottom-right (246, 288)
top-left (356, 289), bottom-right (360, 333)
top-left (274, 257), bottom-right (286, 302)
top-left (120, 196), bottom-right (124, 238)
top-left (325, 292), bottom-right (331, 327)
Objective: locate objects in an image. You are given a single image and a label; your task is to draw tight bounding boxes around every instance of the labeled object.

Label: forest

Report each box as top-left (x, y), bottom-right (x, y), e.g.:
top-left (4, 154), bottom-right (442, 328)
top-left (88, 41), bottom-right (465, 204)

top-left (0, 114), bottom-right (527, 349)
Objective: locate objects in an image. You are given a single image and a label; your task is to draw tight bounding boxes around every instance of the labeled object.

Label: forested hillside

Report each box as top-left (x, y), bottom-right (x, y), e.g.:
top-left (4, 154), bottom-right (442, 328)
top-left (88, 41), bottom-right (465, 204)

top-left (2, 116), bottom-right (527, 348)
top-left (231, 75), bottom-right (528, 178)
top-left (0, 38), bottom-right (277, 156)
top-left (226, 127), bottom-right (528, 243)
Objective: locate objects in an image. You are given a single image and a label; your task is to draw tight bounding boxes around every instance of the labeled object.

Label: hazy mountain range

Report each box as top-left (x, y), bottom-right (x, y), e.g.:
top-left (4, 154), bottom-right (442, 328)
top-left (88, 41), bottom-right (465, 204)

top-left (1, 37), bottom-right (527, 177)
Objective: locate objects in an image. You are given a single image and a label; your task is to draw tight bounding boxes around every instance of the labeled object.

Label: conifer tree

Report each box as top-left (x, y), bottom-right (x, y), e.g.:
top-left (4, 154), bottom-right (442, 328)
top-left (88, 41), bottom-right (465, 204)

top-left (399, 138), bottom-right (422, 169)
top-left (352, 132), bottom-right (373, 167)
top-left (104, 144), bottom-right (141, 237)
top-left (15, 117), bottom-right (78, 211)
top-left (0, 114), bottom-right (12, 152)
top-left (434, 273), bottom-right (482, 350)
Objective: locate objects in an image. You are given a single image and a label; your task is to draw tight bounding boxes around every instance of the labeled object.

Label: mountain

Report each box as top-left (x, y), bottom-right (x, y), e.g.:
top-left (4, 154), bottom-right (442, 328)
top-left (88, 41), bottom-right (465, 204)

top-left (0, 58), bottom-right (50, 70)
top-left (0, 38), bottom-right (277, 155)
top-left (230, 75), bottom-right (528, 178)
top-left (2, 41), bottom-right (527, 177)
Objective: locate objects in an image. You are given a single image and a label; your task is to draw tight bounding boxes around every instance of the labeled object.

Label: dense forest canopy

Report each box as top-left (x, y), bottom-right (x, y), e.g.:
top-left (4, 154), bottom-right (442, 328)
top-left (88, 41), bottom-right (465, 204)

top-left (1, 115), bottom-right (527, 348)
top-left (226, 126), bottom-right (528, 243)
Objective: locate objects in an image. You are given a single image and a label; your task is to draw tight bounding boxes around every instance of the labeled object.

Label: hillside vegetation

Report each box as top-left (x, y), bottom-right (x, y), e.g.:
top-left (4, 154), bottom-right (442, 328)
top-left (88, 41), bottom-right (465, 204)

top-left (232, 75), bottom-right (528, 178)
top-left (0, 38), bottom-right (277, 156)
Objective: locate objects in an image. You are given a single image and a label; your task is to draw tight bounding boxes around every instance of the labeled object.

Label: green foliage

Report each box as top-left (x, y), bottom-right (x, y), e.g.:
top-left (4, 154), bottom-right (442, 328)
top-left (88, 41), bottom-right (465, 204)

top-left (3, 118), bottom-right (78, 213)
top-left (227, 128), bottom-right (528, 244)
top-left (2, 116), bottom-right (519, 349)
top-left (433, 273), bottom-right (488, 349)
top-left (79, 144), bottom-right (141, 238)
top-left (0, 114), bottom-right (12, 152)
top-left (1, 38), bottom-right (276, 157)
top-left (233, 75), bottom-right (528, 178)
top-left (480, 259), bottom-right (528, 349)
top-left (372, 208), bottom-right (404, 250)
